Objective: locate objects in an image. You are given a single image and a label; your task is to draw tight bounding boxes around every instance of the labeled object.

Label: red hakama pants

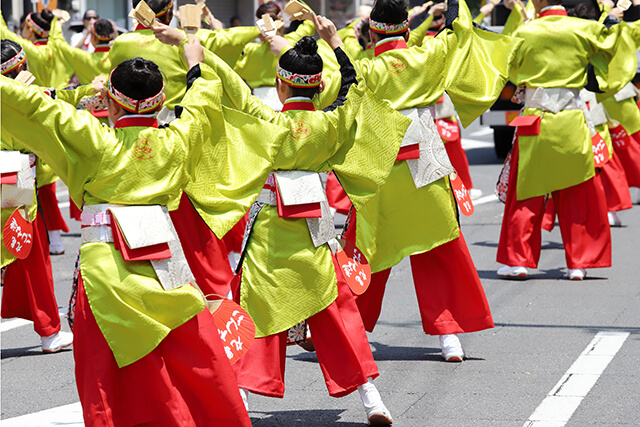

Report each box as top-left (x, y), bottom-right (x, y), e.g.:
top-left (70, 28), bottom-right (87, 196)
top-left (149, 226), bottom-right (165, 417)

top-left (497, 141), bottom-right (611, 269)
top-left (352, 236), bottom-right (493, 335)
top-left (442, 123), bottom-right (474, 190)
top-left (617, 131), bottom-right (640, 187)
top-left (232, 257), bottom-right (378, 398)
top-left (600, 150), bottom-right (633, 212)
top-left (222, 212), bottom-right (248, 254)
top-left (74, 277), bottom-right (251, 427)
top-left (37, 182), bottom-right (69, 232)
top-left (1, 213), bottom-right (61, 337)
top-left (170, 193), bottom-right (234, 297)
top-left (325, 172), bottom-right (352, 215)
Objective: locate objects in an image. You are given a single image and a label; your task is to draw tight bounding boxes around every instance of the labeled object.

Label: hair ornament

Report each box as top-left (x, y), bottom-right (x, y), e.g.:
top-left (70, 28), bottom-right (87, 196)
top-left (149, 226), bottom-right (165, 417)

top-left (369, 18), bottom-right (409, 34)
top-left (107, 68), bottom-right (165, 113)
top-left (276, 64), bottom-right (322, 88)
top-left (25, 13), bottom-right (50, 38)
top-left (1, 48), bottom-right (26, 75)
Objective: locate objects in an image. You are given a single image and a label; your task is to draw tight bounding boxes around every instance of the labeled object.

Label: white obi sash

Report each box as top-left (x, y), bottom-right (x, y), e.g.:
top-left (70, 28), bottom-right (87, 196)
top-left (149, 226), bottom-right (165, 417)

top-left (613, 82), bottom-right (638, 103)
top-left (257, 171), bottom-right (335, 247)
top-left (1, 151), bottom-right (36, 209)
top-left (398, 106), bottom-right (454, 189)
top-left (81, 204), bottom-right (196, 291)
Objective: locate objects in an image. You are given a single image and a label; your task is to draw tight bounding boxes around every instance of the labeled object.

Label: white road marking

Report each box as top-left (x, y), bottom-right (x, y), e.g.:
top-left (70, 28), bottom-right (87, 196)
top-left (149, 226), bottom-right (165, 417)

top-left (523, 331), bottom-right (629, 427)
top-left (461, 138), bottom-right (494, 150)
top-left (469, 127), bottom-right (494, 137)
top-left (0, 318), bottom-right (32, 333)
top-left (1, 310), bottom-right (68, 333)
top-left (58, 202), bottom-right (70, 209)
top-left (473, 194), bottom-right (498, 206)
top-left (2, 402), bottom-right (84, 426)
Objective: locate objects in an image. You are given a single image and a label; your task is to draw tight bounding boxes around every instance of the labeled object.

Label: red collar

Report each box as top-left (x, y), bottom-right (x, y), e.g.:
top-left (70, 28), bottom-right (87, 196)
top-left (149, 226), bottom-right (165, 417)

top-left (374, 37), bottom-right (408, 57)
top-left (281, 99), bottom-right (315, 112)
top-left (134, 23), bottom-right (153, 31)
top-left (94, 46), bottom-right (111, 53)
top-left (539, 7), bottom-right (568, 18)
top-left (34, 39), bottom-right (48, 46)
top-left (114, 116), bottom-right (159, 129)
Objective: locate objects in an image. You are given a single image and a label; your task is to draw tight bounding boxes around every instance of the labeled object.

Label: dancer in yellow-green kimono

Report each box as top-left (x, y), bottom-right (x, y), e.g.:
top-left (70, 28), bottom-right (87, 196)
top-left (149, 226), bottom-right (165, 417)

top-left (326, 0), bottom-right (520, 362)
top-left (1, 37), bottom-right (294, 426)
top-left (154, 12), bottom-right (411, 424)
top-left (496, 0), bottom-right (635, 280)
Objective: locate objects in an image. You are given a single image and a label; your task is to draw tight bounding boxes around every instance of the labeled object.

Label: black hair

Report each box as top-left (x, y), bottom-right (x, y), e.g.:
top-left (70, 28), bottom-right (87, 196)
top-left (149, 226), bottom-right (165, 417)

top-left (1, 39), bottom-right (25, 79)
top-left (568, 3), bottom-right (598, 19)
top-left (358, 18), bottom-right (371, 48)
top-left (132, 0), bottom-right (173, 24)
top-left (370, 0), bottom-right (408, 40)
top-left (110, 57), bottom-right (164, 111)
top-left (93, 19), bottom-right (114, 39)
top-left (83, 9), bottom-right (99, 20)
top-left (28, 9), bottom-right (54, 35)
top-left (230, 15), bottom-right (242, 26)
top-left (256, 2), bottom-right (281, 20)
top-left (278, 36), bottom-right (323, 98)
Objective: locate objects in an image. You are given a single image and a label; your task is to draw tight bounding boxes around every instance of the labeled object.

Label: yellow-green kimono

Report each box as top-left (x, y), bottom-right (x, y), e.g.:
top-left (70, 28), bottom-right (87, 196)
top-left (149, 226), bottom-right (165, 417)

top-left (0, 61), bottom-right (288, 367)
top-left (48, 29), bottom-right (112, 85)
top-left (109, 24), bottom-right (259, 110)
top-left (0, 13), bottom-right (73, 88)
top-left (321, 0), bottom-right (521, 272)
top-left (509, 7), bottom-right (636, 200)
top-left (233, 20), bottom-right (315, 88)
top-left (200, 48), bottom-right (410, 337)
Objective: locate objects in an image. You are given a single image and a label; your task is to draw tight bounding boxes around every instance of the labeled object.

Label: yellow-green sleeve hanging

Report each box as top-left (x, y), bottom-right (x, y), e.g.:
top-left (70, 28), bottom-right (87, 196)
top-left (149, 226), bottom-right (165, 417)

top-left (50, 35), bottom-right (111, 85)
top-left (198, 26), bottom-right (261, 66)
top-left (408, 13), bottom-right (435, 46)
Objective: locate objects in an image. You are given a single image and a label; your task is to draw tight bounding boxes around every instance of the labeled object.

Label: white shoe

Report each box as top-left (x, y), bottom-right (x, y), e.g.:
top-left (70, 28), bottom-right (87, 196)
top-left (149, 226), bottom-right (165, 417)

top-left (608, 211), bottom-right (622, 227)
top-left (567, 269), bottom-right (587, 281)
top-left (439, 334), bottom-right (465, 362)
top-left (48, 230), bottom-right (65, 255)
top-left (41, 331), bottom-right (73, 353)
top-left (631, 187), bottom-right (640, 205)
top-left (469, 188), bottom-right (483, 200)
top-left (358, 378), bottom-right (393, 425)
top-left (497, 265), bottom-right (528, 279)
top-left (239, 388), bottom-right (249, 412)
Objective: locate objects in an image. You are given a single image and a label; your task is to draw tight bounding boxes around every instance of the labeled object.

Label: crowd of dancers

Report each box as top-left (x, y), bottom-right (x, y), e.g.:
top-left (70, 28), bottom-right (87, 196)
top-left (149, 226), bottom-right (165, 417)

top-left (1, 0), bottom-right (638, 425)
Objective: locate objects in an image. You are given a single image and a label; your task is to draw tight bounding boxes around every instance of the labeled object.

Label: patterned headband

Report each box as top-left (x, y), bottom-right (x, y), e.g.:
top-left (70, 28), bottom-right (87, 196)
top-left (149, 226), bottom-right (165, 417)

top-left (1, 48), bottom-right (26, 75)
top-left (156, 1), bottom-right (174, 18)
top-left (369, 18), bottom-right (409, 35)
top-left (91, 22), bottom-right (113, 42)
top-left (25, 14), bottom-right (50, 38)
top-left (276, 65), bottom-right (322, 88)
top-left (107, 69), bottom-right (165, 114)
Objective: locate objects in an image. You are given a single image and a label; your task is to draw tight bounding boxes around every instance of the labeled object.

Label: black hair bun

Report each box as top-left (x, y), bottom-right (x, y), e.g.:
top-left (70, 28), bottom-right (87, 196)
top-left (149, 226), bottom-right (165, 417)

top-left (40, 8), bottom-right (54, 23)
top-left (295, 36), bottom-right (318, 56)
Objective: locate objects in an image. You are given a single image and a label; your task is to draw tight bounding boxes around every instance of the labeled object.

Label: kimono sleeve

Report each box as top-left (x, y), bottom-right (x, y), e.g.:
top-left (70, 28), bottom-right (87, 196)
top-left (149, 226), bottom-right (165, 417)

top-left (1, 76), bottom-right (108, 205)
top-left (176, 63), bottom-right (289, 237)
top-left (200, 48), bottom-right (280, 122)
top-left (408, 13), bottom-right (435, 47)
top-left (55, 84), bottom-right (95, 106)
top-left (587, 21), bottom-right (637, 101)
top-left (50, 33), bottom-right (109, 84)
top-left (199, 26), bottom-right (261, 66)
top-left (440, 0), bottom-right (523, 126)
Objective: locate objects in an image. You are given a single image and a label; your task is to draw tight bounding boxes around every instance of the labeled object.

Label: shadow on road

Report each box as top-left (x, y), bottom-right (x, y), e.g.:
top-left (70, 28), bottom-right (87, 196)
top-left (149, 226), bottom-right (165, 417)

top-left (251, 409), bottom-right (363, 426)
top-left (0, 345), bottom-right (71, 359)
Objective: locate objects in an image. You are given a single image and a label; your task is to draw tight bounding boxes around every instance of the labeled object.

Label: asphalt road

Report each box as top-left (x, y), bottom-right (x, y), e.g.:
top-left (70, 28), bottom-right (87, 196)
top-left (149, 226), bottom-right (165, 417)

top-left (2, 120), bottom-right (639, 426)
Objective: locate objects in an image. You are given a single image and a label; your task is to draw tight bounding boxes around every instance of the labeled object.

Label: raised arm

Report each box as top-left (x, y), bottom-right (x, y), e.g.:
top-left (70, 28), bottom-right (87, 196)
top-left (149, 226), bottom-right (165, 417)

top-left (198, 26), bottom-right (261, 66)
top-left (1, 76), bottom-right (108, 200)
